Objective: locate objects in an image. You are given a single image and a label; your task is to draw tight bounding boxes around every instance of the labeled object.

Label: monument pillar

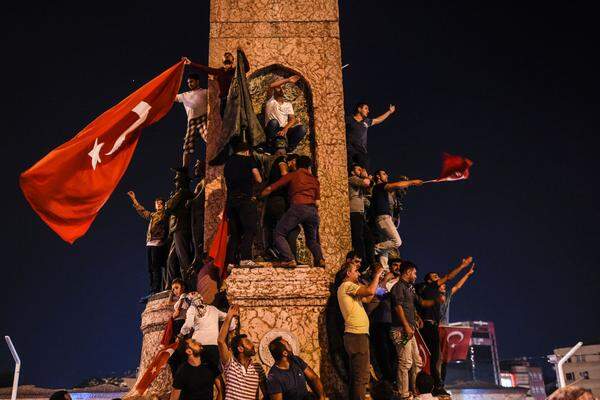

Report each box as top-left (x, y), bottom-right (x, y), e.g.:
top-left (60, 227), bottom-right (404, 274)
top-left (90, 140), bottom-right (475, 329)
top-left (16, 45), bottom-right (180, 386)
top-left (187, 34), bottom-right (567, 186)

top-left (204, 0), bottom-right (351, 273)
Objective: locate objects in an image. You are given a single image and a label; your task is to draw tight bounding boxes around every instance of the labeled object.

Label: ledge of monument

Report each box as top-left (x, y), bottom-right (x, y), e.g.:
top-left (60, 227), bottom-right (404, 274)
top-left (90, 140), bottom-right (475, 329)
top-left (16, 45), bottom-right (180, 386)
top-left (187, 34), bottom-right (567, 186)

top-left (225, 263), bottom-right (332, 302)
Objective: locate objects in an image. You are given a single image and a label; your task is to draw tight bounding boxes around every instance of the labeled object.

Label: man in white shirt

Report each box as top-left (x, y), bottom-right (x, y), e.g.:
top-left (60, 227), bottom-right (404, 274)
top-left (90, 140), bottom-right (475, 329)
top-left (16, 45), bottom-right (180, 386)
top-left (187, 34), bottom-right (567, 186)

top-left (175, 73), bottom-right (208, 167)
top-left (264, 75), bottom-right (306, 153)
top-left (177, 293), bottom-right (236, 374)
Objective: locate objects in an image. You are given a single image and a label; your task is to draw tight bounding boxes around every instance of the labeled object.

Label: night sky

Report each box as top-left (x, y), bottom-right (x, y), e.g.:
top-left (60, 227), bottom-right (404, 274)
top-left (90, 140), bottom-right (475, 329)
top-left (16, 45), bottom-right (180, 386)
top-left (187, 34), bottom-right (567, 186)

top-left (1, 1), bottom-right (599, 389)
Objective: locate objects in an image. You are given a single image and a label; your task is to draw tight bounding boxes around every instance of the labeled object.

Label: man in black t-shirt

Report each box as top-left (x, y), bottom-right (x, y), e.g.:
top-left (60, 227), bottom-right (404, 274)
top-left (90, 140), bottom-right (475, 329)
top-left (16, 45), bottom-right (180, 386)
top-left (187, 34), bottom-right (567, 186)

top-left (267, 337), bottom-right (325, 400)
top-left (346, 102), bottom-right (395, 172)
top-left (223, 141), bottom-right (262, 266)
top-left (171, 338), bottom-right (221, 400)
top-left (372, 169), bottom-right (422, 269)
top-left (264, 153), bottom-right (300, 260)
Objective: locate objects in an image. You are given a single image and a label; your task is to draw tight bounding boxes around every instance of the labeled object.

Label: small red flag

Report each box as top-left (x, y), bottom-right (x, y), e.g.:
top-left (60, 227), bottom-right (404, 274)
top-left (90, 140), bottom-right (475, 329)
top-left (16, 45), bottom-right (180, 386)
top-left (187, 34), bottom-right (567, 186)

top-left (208, 213), bottom-right (229, 279)
top-left (437, 152), bottom-right (473, 182)
top-left (415, 330), bottom-right (431, 374)
top-left (439, 325), bottom-right (473, 362)
top-left (20, 62), bottom-right (184, 243)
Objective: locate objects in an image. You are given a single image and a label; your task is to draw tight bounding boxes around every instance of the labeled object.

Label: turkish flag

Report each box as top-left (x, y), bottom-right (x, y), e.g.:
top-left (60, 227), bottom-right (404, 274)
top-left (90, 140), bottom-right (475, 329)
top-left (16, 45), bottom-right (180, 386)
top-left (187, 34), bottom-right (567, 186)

top-left (436, 153), bottom-right (473, 182)
top-left (132, 342), bottom-right (178, 396)
top-left (415, 330), bottom-right (431, 374)
top-left (20, 62), bottom-right (184, 243)
top-left (208, 212), bottom-right (229, 279)
top-left (439, 325), bottom-right (473, 362)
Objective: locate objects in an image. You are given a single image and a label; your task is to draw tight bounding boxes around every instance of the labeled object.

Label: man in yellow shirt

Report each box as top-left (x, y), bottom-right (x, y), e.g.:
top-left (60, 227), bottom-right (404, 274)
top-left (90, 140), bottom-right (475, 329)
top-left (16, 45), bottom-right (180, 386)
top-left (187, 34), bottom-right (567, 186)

top-left (336, 262), bottom-right (384, 400)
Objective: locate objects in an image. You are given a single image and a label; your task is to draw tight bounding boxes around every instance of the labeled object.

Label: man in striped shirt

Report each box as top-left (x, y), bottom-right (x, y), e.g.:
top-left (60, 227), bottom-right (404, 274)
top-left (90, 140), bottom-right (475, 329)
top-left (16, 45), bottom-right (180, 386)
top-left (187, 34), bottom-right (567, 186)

top-left (218, 305), bottom-right (267, 400)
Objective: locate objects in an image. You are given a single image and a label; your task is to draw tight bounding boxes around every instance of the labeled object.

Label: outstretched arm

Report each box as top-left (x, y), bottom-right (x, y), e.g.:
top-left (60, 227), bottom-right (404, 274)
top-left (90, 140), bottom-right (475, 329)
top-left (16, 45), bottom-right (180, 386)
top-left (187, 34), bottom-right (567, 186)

top-left (127, 191), bottom-right (151, 220)
top-left (452, 263), bottom-right (476, 295)
top-left (439, 256), bottom-right (473, 285)
top-left (371, 104), bottom-right (396, 125)
top-left (270, 75), bottom-right (300, 89)
top-left (218, 305), bottom-right (238, 365)
top-left (385, 179), bottom-right (423, 191)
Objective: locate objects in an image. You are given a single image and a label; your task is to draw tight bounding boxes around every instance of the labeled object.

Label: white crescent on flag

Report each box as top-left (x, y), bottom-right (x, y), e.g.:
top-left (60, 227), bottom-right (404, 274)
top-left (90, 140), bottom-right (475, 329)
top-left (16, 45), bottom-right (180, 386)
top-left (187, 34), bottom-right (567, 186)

top-left (105, 101), bottom-right (152, 156)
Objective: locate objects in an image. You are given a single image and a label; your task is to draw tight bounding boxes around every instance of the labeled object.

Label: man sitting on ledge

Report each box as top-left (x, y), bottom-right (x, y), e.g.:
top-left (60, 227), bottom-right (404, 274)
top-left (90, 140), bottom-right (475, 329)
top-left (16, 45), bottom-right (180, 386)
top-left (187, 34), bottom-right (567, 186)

top-left (259, 155), bottom-right (325, 268)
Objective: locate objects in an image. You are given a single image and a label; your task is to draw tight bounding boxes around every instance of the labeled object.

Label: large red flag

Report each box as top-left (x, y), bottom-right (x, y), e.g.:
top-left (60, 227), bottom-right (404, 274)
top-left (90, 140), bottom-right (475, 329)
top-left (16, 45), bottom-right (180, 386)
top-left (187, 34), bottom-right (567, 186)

top-left (439, 325), bottom-right (473, 362)
top-left (20, 62), bottom-right (184, 243)
top-left (436, 152), bottom-right (473, 182)
top-left (208, 213), bottom-right (229, 279)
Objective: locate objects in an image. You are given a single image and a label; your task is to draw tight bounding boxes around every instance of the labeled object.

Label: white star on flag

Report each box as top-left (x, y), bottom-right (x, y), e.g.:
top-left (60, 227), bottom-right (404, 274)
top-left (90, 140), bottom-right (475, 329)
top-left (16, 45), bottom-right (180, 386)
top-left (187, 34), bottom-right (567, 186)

top-left (88, 138), bottom-right (104, 170)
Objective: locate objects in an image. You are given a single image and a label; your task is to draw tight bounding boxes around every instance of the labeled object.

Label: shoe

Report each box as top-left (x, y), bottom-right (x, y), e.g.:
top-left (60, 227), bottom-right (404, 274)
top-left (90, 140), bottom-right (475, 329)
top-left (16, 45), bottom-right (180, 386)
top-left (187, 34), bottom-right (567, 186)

top-left (240, 259), bottom-right (259, 267)
top-left (315, 259), bottom-right (327, 268)
top-left (433, 387), bottom-right (451, 397)
top-left (277, 260), bottom-right (297, 268)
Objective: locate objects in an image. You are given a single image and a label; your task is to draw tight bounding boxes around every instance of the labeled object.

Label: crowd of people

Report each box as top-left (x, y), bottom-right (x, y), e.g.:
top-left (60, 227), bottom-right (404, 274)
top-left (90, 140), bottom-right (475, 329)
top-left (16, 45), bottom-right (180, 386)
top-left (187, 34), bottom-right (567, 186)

top-left (126, 51), bottom-right (479, 400)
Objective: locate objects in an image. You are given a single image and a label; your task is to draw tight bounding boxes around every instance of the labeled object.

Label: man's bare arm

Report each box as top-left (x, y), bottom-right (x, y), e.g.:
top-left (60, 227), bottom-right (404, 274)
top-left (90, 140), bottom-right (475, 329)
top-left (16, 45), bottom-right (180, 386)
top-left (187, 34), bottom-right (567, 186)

top-left (218, 305), bottom-right (238, 365)
top-left (252, 168), bottom-right (263, 184)
top-left (439, 256), bottom-right (473, 285)
top-left (452, 263), bottom-right (476, 295)
top-left (355, 264), bottom-right (384, 298)
top-left (270, 75), bottom-right (300, 89)
top-left (393, 305), bottom-right (414, 337)
top-left (371, 104), bottom-right (396, 125)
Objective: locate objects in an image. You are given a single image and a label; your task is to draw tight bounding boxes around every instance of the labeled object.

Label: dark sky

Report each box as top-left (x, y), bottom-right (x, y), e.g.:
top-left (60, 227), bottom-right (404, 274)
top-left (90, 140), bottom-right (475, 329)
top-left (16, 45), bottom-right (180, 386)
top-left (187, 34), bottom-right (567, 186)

top-left (1, 0), bottom-right (599, 389)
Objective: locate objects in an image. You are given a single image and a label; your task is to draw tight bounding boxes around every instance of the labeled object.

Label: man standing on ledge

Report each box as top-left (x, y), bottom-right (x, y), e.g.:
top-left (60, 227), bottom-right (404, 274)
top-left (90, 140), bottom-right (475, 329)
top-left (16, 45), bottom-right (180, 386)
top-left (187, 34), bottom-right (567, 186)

top-left (372, 169), bottom-right (423, 268)
top-left (175, 73), bottom-right (207, 168)
top-left (336, 261), bottom-right (384, 400)
top-left (346, 102), bottom-right (395, 172)
top-left (260, 155), bottom-right (325, 268)
top-left (127, 191), bottom-right (167, 299)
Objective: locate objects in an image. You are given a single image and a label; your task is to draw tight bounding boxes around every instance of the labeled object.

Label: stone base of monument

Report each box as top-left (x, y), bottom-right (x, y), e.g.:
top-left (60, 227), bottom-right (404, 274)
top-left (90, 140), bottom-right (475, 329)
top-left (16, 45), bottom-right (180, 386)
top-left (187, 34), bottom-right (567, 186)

top-left (127, 265), bottom-right (348, 399)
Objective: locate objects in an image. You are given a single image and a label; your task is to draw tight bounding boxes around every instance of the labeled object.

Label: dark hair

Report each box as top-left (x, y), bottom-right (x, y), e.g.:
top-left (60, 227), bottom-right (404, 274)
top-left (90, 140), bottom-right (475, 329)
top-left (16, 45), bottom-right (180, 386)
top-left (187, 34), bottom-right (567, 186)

top-left (399, 260), bottom-right (417, 275)
top-left (223, 52), bottom-right (233, 58)
top-left (353, 102), bottom-right (368, 115)
top-left (232, 140), bottom-right (250, 153)
top-left (416, 372), bottom-right (435, 394)
top-left (345, 250), bottom-right (357, 261)
top-left (187, 73), bottom-right (200, 81)
top-left (49, 391), bottom-right (69, 400)
top-left (548, 386), bottom-right (594, 400)
top-left (296, 155), bottom-right (312, 169)
top-left (286, 153), bottom-right (300, 162)
top-left (424, 272), bottom-right (436, 282)
top-left (230, 334), bottom-right (247, 356)
top-left (388, 258), bottom-right (402, 267)
top-left (334, 261), bottom-right (355, 289)
top-left (268, 337), bottom-right (287, 361)
top-left (171, 278), bottom-right (186, 291)
top-left (155, 197), bottom-right (164, 203)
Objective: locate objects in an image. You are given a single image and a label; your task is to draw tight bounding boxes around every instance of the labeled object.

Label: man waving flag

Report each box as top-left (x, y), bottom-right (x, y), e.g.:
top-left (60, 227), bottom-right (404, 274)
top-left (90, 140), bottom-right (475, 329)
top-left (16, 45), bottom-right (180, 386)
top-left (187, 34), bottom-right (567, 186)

top-left (20, 61), bottom-right (184, 243)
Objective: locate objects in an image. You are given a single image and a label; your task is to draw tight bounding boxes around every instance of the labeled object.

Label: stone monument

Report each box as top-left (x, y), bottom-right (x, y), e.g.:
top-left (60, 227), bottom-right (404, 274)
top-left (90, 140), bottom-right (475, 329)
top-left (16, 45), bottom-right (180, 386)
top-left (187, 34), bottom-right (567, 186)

top-left (129, 1), bottom-right (353, 398)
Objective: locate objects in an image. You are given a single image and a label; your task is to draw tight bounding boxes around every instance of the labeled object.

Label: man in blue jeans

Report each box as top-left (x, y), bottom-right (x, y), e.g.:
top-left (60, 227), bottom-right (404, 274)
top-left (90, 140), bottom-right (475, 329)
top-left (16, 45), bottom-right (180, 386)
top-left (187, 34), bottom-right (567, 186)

top-left (259, 156), bottom-right (325, 268)
top-left (264, 75), bottom-right (306, 153)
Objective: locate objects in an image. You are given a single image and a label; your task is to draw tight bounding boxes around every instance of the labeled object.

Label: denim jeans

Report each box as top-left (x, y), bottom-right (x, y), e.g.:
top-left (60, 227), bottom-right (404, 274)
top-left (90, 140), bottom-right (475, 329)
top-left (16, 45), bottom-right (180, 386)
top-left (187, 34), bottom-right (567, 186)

top-left (274, 204), bottom-right (323, 262)
top-left (374, 215), bottom-right (402, 268)
top-left (265, 119), bottom-right (306, 152)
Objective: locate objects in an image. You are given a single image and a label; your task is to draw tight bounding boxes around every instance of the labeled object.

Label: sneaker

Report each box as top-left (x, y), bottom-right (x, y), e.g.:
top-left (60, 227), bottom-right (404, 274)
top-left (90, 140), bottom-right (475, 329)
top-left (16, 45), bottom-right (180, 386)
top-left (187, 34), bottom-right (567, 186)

top-left (240, 259), bottom-right (259, 267)
top-left (433, 387), bottom-right (451, 397)
top-left (315, 259), bottom-right (327, 268)
top-left (266, 247), bottom-right (279, 260)
top-left (277, 260), bottom-right (297, 268)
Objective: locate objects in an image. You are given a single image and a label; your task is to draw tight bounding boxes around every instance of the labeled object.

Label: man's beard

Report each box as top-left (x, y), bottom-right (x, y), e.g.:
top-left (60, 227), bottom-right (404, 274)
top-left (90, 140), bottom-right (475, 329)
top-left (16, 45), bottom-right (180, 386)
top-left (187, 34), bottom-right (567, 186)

top-left (243, 348), bottom-right (255, 357)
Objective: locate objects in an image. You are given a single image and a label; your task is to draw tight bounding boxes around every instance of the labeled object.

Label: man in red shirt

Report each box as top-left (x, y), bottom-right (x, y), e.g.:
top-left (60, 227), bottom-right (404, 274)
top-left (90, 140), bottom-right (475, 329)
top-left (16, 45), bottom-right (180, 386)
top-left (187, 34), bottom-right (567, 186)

top-left (260, 156), bottom-right (325, 267)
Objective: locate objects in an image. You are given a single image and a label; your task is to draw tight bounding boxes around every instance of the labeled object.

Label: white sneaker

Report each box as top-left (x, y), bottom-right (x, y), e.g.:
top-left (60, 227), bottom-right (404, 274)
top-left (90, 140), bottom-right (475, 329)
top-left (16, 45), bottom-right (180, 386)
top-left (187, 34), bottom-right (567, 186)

top-left (240, 259), bottom-right (259, 267)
